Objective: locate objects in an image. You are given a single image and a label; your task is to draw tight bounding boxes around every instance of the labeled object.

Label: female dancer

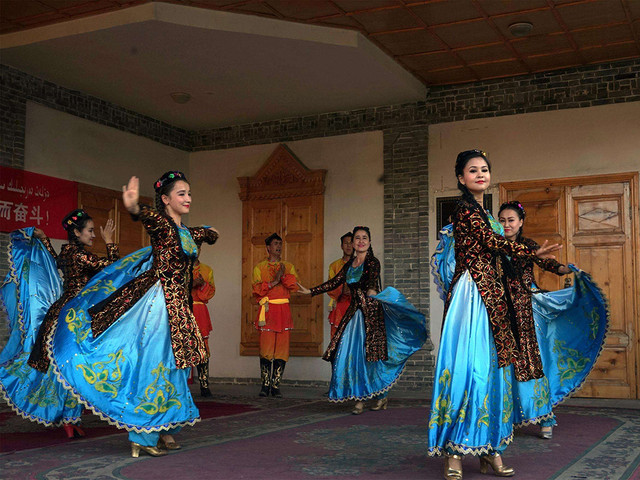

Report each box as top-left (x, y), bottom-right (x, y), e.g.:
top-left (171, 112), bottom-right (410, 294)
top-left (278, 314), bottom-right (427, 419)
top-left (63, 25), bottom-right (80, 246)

top-left (298, 226), bottom-right (427, 414)
top-left (427, 150), bottom-right (561, 479)
top-left (0, 210), bottom-right (118, 437)
top-left (498, 201), bottom-right (608, 440)
top-left (48, 172), bottom-right (218, 457)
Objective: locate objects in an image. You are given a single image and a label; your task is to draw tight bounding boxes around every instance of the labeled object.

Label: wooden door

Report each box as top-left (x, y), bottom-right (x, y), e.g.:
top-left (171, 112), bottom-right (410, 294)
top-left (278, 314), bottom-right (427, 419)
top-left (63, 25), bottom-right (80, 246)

top-left (283, 195), bottom-right (324, 355)
top-left (78, 183), bottom-right (151, 256)
top-left (501, 173), bottom-right (640, 399)
top-left (241, 198), bottom-right (282, 355)
top-left (238, 144), bottom-right (326, 357)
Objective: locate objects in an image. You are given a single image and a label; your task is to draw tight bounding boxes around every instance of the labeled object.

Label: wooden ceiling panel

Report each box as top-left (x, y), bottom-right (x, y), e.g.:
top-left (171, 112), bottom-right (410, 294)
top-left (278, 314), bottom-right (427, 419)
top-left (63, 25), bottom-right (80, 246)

top-left (0, 20), bottom-right (18, 34)
top-left (351, 7), bottom-right (420, 33)
top-left (1, 0), bottom-right (638, 87)
top-left (476, 0), bottom-right (548, 16)
top-left (317, 16), bottom-right (364, 29)
top-left (557, 1), bottom-right (627, 30)
top-left (0, 1), bottom-right (55, 20)
top-left (628, 1), bottom-right (640, 19)
top-left (402, 51), bottom-right (463, 71)
top-left (512, 33), bottom-right (573, 56)
top-left (39, 0), bottom-right (109, 8)
top-left (432, 19), bottom-right (501, 48)
top-left (492, 9), bottom-right (564, 37)
top-left (13, 11), bottom-right (69, 27)
top-left (264, 1), bottom-right (340, 20)
top-left (232, 3), bottom-right (281, 17)
top-left (409, 0), bottom-right (481, 26)
top-left (455, 43), bottom-right (515, 64)
top-left (525, 50), bottom-right (583, 70)
top-left (472, 59), bottom-right (528, 79)
top-left (331, 0), bottom-right (398, 13)
top-left (376, 30), bottom-right (445, 56)
top-left (418, 66), bottom-right (475, 84)
top-left (572, 24), bottom-right (635, 48)
top-left (48, 0), bottom-right (120, 16)
top-left (191, 0), bottom-right (254, 6)
top-left (581, 42), bottom-right (640, 63)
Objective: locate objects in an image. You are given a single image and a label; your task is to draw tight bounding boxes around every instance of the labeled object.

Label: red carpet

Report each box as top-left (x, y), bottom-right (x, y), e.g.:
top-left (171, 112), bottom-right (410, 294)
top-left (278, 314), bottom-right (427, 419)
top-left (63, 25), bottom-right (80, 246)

top-left (0, 401), bottom-right (257, 453)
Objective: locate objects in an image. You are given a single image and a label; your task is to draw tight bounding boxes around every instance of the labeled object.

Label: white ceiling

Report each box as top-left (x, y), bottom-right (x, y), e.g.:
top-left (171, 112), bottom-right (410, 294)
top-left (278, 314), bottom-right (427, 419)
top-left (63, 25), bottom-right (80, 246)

top-left (0, 2), bottom-right (426, 130)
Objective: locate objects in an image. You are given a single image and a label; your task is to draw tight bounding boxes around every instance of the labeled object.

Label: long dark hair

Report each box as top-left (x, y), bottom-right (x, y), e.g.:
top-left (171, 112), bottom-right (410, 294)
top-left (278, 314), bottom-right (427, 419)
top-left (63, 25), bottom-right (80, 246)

top-left (498, 201), bottom-right (526, 242)
top-left (455, 149), bottom-right (492, 227)
top-left (352, 225), bottom-right (374, 257)
top-left (154, 171), bottom-right (189, 218)
top-left (62, 209), bottom-right (93, 245)
top-left (455, 151), bottom-right (521, 349)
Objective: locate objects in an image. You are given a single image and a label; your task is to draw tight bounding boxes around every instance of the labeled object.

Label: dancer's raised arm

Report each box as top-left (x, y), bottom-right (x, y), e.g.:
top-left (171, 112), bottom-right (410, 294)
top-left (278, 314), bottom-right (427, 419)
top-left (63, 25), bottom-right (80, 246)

top-left (122, 176), bottom-right (140, 215)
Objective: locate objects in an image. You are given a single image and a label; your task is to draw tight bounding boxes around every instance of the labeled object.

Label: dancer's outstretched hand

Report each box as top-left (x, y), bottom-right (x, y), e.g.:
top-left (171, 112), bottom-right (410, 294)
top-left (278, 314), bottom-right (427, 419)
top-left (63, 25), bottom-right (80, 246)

top-left (100, 218), bottom-right (115, 244)
top-left (535, 240), bottom-right (562, 260)
top-left (33, 228), bottom-right (46, 240)
top-left (122, 176), bottom-right (140, 214)
top-left (297, 283), bottom-right (311, 295)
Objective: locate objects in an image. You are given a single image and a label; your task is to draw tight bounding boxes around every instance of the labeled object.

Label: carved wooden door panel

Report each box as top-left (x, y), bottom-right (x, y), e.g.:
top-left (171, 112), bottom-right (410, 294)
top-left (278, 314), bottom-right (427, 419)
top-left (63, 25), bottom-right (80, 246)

top-left (501, 173), bottom-right (639, 399)
top-left (567, 182), bottom-right (636, 398)
top-left (239, 145), bottom-right (326, 357)
top-left (78, 183), bottom-right (150, 256)
top-left (283, 195), bottom-right (324, 355)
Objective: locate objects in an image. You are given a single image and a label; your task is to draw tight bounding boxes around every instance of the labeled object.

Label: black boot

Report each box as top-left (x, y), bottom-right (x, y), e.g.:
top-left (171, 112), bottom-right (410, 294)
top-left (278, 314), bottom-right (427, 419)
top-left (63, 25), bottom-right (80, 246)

top-left (259, 357), bottom-right (272, 397)
top-left (197, 362), bottom-right (212, 397)
top-left (271, 359), bottom-right (286, 398)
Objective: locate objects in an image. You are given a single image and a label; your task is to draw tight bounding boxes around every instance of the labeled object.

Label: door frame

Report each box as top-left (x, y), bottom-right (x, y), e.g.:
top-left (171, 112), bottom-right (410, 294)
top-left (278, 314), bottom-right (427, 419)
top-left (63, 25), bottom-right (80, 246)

top-left (500, 171), bottom-right (640, 398)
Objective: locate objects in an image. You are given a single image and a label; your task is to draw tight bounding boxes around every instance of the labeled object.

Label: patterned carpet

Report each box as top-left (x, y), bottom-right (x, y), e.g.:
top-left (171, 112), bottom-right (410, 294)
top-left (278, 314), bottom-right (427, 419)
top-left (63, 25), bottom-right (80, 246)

top-left (1, 397), bottom-right (639, 480)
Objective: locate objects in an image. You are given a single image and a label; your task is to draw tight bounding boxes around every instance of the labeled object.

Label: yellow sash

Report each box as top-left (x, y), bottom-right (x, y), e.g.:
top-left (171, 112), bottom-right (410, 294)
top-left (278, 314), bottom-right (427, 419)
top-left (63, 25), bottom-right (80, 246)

top-left (258, 297), bottom-right (289, 326)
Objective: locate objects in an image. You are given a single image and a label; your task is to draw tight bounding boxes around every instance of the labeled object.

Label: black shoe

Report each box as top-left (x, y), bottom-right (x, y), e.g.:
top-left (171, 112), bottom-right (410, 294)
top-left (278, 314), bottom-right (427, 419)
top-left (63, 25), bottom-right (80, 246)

top-left (200, 387), bottom-right (212, 397)
top-left (271, 386), bottom-right (283, 398)
top-left (259, 385), bottom-right (270, 397)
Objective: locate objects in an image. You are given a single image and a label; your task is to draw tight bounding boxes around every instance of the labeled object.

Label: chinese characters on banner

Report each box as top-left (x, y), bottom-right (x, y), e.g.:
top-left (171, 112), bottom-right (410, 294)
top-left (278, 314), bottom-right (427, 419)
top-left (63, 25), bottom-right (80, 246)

top-left (0, 166), bottom-right (78, 240)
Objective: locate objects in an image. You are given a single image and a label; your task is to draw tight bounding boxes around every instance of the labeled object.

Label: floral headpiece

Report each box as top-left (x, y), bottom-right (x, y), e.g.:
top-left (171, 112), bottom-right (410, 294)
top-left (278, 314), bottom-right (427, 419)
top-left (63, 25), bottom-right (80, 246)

top-left (154, 171), bottom-right (187, 192)
top-left (498, 200), bottom-right (526, 219)
top-left (62, 209), bottom-right (90, 231)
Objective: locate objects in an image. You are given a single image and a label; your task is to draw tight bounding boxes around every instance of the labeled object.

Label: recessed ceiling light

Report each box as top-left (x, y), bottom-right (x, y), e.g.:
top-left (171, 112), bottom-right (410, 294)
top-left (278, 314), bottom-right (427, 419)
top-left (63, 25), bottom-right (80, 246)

top-left (508, 22), bottom-right (533, 37)
top-left (170, 92), bottom-right (191, 104)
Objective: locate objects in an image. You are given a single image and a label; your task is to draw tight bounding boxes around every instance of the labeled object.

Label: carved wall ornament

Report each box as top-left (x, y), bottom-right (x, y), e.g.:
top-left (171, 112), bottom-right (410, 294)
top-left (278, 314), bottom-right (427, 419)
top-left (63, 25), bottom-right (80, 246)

top-left (238, 144), bottom-right (326, 200)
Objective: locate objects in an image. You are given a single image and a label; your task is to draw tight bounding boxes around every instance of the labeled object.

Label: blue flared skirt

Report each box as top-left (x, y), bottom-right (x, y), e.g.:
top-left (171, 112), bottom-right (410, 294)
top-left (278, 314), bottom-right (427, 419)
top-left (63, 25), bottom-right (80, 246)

top-left (328, 287), bottom-right (427, 402)
top-left (49, 248), bottom-right (199, 433)
top-left (428, 272), bottom-right (515, 456)
top-left (0, 228), bottom-right (82, 426)
top-left (430, 227), bottom-right (609, 432)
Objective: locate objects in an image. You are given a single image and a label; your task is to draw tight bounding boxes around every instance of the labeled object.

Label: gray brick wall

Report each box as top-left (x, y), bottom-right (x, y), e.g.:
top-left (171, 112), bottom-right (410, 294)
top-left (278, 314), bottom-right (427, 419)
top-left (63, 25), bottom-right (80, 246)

top-left (1, 58), bottom-right (639, 388)
top-left (0, 64), bottom-right (191, 159)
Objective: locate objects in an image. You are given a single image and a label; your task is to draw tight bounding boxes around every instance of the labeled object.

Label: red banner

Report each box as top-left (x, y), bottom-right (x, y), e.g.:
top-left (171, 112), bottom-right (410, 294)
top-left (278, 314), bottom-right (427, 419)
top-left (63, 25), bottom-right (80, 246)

top-left (0, 166), bottom-right (78, 240)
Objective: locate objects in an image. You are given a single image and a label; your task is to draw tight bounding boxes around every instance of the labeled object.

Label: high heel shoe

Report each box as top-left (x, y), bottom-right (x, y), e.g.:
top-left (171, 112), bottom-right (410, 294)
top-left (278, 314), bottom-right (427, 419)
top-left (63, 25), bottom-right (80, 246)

top-left (131, 442), bottom-right (168, 458)
top-left (370, 397), bottom-right (388, 411)
top-left (352, 401), bottom-right (364, 415)
top-left (444, 453), bottom-right (463, 480)
top-left (540, 426), bottom-right (553, 439)
top-left (479, 453), bottom-right (515, 477)
top-left (63, 424), bottom-right (85, 439)
top-left (157, 436), bottom-right (182, 450)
